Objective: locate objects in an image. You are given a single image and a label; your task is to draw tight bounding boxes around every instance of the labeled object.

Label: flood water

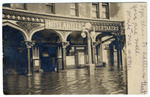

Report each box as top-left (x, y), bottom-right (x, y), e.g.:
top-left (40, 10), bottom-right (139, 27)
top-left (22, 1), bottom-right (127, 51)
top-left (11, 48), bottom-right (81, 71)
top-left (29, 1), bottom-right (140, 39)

top-left (3, 66), bottom-right (127, 95)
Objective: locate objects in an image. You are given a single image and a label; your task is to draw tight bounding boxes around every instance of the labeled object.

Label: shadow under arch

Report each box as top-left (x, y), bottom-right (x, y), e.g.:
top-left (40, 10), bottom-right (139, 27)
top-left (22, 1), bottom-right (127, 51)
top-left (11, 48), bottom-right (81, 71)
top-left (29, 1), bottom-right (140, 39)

top-left (3, 21), bottom-right (29, 41)
top-left (31, 29), bottom-right (63, 72)
top-left (29, 27), bottom-right (64, 42)
top-left (3, 25), bottom-right (28, 74)
top-left (95, 32), bottom-right (120, 67)
top-left (67, 31), bottom-right (87, 45)
top-left (96, 32), bottom-right (117, 42)
top-left (66, 31), bottom-right (88, 67)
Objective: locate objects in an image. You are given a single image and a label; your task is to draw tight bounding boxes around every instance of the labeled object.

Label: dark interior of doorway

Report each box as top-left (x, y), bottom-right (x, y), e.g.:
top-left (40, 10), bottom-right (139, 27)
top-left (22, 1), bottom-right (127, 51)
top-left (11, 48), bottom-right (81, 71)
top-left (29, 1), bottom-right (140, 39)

top-left (40, 45), bottom-right (58, 72)
top-left (3, 26), bottom-right (28, 75)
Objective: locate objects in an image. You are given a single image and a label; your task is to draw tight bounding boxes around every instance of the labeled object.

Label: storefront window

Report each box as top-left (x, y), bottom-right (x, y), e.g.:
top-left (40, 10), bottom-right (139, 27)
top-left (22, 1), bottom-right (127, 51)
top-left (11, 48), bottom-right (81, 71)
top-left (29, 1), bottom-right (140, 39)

top-left (42, 47), bottom-right (49, 57)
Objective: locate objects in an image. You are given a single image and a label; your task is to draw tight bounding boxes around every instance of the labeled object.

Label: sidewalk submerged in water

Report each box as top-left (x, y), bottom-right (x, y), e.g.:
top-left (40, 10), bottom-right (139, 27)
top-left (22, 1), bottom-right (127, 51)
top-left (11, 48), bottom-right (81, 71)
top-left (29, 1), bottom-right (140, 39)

top-left (3, 66), bottom-right (127, 95)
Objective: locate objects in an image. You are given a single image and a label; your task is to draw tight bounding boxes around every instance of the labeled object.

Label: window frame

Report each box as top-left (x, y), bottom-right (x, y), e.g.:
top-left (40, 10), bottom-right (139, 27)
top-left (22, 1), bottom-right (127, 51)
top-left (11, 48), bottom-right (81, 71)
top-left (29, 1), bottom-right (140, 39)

top-left (70, 3), bottom-right (78, 16)
top-left (15, 4), bottom-right (27, 10)
top-left (92, 3), bottom-right (99, 18)
top-left (3, 3), bottom-right (11, 7)
top-left (3, 3), bottom-right (27, 10)
top-left (46, 3), bottom-right (55, 14)
top-left (101, 3), bottom-right (109, 19)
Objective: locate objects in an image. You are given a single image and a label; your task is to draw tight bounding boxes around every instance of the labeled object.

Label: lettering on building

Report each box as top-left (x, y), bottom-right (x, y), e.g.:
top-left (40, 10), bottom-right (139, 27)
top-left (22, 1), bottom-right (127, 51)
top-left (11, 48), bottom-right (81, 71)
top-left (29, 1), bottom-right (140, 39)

top-left (45, 20), bottom-right (119, 32)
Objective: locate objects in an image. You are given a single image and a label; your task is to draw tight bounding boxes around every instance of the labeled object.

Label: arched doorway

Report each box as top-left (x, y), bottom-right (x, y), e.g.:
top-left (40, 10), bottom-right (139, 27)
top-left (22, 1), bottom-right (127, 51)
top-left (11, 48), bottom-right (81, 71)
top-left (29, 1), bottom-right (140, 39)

top-left (31, 29), bottom-right (62, 72)
top-left (67, 31), bottom-right (87, 68)
top-left (96, 32), bottom-right (117, 67)
top-left (3, 26), bottom-right (27, 74)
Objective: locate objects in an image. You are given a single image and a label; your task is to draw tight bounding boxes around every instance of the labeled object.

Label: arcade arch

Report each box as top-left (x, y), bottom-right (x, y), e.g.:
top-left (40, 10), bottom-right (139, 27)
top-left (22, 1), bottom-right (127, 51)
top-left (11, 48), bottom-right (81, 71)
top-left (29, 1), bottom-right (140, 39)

top-left (31, 29), bottom-right (64, 71)
top-left (3, 25), bottom-right (28, 74)
top-left (3, 22), bottom-right (29, 41)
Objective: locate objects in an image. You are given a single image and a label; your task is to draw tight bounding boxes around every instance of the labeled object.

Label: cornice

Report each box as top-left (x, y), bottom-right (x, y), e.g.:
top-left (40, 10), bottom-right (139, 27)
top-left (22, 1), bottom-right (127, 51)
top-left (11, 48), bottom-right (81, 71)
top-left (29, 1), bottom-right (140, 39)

top-left (3, 7), bottom-right (124, 23)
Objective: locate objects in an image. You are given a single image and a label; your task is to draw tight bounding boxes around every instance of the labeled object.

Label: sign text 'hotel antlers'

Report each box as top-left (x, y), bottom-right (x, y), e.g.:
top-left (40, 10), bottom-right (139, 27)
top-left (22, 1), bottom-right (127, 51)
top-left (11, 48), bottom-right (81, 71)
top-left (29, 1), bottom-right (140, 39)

top-left (45, 20), bottom-right (119, 31)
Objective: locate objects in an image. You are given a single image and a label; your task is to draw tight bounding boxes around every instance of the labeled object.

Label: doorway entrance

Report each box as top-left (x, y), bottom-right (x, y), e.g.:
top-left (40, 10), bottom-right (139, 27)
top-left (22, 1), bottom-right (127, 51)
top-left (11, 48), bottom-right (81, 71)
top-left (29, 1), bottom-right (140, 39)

top-left (40, 46), bottom-right (58, 71)
top-left (3, 26), bottom-right (27, 74)
top-left (32, 29), bottom-right (62, 72)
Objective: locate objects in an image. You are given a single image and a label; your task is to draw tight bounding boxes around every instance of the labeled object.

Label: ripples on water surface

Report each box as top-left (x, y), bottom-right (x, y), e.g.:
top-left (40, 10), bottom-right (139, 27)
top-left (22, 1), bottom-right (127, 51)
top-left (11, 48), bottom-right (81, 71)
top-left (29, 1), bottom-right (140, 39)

top-left (3, 66), bottom-right (127, 94)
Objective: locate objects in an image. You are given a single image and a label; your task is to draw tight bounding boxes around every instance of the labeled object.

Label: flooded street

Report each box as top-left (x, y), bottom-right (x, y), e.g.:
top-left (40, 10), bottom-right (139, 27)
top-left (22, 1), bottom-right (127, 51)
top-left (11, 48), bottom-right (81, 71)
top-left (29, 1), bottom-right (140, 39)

top-left (3, 66), bottom-right (127, 95)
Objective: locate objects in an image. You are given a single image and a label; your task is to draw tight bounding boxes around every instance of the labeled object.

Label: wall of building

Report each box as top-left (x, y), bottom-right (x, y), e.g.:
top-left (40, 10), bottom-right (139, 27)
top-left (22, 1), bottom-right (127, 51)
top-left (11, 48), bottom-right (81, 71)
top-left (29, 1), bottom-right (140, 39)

top-left (109, 3), bottom-right (124, 21)
top-left (7, 3), bottom-right (124, 20)
top-left (26, 4), bottom-right (48, 14)
top-left (78, 3), bottom-right (92, 18)
top-left (55, 3), bottom-right (70, 16)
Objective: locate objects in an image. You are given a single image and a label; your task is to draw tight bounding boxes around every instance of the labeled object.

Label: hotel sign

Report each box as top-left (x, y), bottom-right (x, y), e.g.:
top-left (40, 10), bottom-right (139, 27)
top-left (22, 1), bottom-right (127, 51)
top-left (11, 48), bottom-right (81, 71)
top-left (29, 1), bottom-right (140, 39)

top-left (45, 20), bottom-right (84, 31)
top-left (45, 20), bottom-right (119, 32)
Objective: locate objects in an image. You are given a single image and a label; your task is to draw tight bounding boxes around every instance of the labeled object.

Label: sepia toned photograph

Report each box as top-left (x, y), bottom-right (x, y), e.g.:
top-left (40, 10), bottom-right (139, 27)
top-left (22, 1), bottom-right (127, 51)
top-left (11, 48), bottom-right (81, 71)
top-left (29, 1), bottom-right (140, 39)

top-left (2, 2), bottom-right (147, 95)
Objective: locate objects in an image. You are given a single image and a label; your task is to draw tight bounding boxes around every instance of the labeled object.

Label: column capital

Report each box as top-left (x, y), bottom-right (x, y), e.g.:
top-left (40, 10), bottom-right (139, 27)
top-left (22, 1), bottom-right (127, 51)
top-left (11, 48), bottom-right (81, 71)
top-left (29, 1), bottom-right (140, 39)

top-left (25, 41), bottom-right (35, 49)
top-left (104, 44), bottom-right (110, 50)
top-left (98, 39), bottom-right (102, 43)
top-left (62, 41), bottom-right (70, 48)
top-left (93, 42), bottom-right (99, 47)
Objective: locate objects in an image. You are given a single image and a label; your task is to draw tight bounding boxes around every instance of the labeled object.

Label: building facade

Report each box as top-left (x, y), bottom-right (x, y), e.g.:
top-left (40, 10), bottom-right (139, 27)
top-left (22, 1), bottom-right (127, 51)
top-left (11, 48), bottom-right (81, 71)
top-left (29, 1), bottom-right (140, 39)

top-left (3, 3), bottom-right (126, 75)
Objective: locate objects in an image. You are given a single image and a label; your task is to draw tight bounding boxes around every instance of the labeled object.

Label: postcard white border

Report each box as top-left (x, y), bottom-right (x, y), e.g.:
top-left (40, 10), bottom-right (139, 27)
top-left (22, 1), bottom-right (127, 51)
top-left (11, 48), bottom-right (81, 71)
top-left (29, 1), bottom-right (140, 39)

top-left (0, 0), bottom-right (149, 97)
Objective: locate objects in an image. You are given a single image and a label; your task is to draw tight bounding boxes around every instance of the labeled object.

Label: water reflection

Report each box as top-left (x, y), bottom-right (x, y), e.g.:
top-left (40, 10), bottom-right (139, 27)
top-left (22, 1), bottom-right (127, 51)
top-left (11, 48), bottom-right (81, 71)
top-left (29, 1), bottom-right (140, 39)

top-left (33, 73), bottom-right (41, 94)
top-left (27, 76), bottom-right (32, 94)
top-left (3, 66), bottom-right (127, 94)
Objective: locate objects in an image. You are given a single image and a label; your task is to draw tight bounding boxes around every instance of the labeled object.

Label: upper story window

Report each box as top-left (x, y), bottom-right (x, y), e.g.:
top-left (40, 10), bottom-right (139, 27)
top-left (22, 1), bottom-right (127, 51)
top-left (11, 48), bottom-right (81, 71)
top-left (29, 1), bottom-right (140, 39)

top-left (12, 4), bottom-right (26, 10)
top-left (92, 3), bottom-right (99, 18)
top-left (70, 3), bottom-right (78, 16)
top-left (3, 3), bottom-right (11, 7)
top-left (3, 3), bottom-right (26, 10)
top-left (46, 3), bottom-right (55, 14)
top-left (102, 3), bottom-right (109, 19)
top-left (17, 4), bottom-right (26, 10)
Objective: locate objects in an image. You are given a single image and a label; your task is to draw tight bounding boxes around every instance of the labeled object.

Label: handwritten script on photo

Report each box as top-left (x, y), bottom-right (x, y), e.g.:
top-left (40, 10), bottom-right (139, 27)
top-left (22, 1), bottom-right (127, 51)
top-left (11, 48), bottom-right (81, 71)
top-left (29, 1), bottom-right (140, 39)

top-left (125, 3), bottom-right (147, 94)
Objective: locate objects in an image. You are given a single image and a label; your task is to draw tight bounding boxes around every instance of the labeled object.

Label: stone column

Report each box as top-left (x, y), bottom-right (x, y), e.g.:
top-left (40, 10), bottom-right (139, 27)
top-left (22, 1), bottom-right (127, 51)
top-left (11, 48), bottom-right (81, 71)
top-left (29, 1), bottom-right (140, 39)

top-left (74, 47), bottom-right (78, 67)
top-left (57, 46), bottom-right (63, 70)
top-left (62, 42), bottom-right (69, 70)
top-left (92, 42), bottom-right (98, 64)
top-left (92, 44), bottom-right (96, 64)
top-left (25, 41), bottom-right (35, 76)
top-left (99, 39), bottom-right (103, 65)
top-left (87, 32), bottom-right (92, 65)
top-left (116, 38), bottom-right (122, 68)
top-left (119, 48), bottom-right (122, 66)
top-left (117, 48), bottom-right (120, 68)
top-left (122, 46), bottom-right (126, 67)
top-left (62, 46), bottom-right (66, 70)
top-left (87, 31), bottom-right (95, 75)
